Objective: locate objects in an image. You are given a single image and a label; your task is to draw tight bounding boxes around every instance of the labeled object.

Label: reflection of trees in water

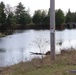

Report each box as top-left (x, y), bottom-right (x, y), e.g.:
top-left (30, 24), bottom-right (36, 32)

top-left (56, 33), bottom-right (63, 51)
top-left (0, 47), bottom-right (26, 67)
top-left (20, 47), bottom-right (25, 62)
top-left (14, 30), bottom-right (25, 34)
top-left (0, 38), bottom-right (5, 49)
top-left (0, 38), bottom-right (3, 42)
top-left (0, 51), bottom-right (7, 67)
top-left (0, 48), bottom-right (5, 52)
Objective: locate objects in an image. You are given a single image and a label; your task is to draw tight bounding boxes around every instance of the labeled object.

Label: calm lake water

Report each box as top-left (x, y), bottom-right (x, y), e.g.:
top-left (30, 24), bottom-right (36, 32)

top-left (0, 29), bottom-right (76, 67)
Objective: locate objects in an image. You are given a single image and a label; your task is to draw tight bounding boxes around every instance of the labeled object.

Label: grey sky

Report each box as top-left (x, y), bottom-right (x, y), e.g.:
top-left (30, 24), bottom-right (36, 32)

top-left (0, 0), bottom-right (76, 15)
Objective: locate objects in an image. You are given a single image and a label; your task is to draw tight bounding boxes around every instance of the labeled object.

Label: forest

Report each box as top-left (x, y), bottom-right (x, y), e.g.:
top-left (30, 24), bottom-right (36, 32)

top-left (0, 1), bottom-right (76, 35)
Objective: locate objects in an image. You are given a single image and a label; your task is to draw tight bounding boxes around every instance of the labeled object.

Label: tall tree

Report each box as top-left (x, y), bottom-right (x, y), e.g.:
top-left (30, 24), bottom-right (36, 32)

top-left (5, 4), bottom-right (13, 16)
top-left (41, 10), bottom-right (46, 24)
top-left (44, 9), bottom-right (50, 24)
top-left (15, 2), bottom-right (25, 15)
top-left (0, 1), bottom-right (6, 24)
top-left (65, 9), bottom-right (75, 23)
top-left (55, 9), bottom-right (65, 29)
top-left (0, 2), bottom-right (6, 32)
top-left (18, 12), bottom-right (31, 28)
top-left (6, 13), bottom-right (16, 30)
top-left (32, 10), bottom-right (42, 24)
top-left (15, 2), bottom-right (31, 28)
top-left (32, 10), bottom-right (47, 25)
top-left (15, 2), bottom-right (25, 24)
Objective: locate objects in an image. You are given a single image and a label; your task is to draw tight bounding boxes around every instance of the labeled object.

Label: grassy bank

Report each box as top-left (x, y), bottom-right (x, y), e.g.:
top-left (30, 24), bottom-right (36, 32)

top-left (0, 50), bottom-right (76, 75)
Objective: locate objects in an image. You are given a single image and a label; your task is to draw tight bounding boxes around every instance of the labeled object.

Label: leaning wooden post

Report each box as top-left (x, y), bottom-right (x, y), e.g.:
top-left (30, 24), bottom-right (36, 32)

top-left (50, 0), bottom-right (55, 60)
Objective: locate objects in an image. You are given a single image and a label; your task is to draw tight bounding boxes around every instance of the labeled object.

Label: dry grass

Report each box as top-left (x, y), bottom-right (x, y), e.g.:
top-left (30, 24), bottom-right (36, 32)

top-left (0, 50), bottom-right (76, 75)
top-left (0, 33), bottom-right (5, 37)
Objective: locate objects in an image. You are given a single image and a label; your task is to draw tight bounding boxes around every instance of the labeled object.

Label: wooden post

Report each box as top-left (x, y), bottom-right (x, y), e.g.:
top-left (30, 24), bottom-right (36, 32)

top-left (50, 0), bottom-right (55, 60)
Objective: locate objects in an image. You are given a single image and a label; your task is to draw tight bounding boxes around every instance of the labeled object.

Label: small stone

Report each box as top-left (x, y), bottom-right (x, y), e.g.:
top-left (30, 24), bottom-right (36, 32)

top-left (69, 70), bottom-right (76, 73)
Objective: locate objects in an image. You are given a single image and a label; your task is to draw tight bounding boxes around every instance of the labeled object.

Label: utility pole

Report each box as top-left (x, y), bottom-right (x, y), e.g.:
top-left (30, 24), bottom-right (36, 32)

top-left (50, 0), bottom-right (55, 60)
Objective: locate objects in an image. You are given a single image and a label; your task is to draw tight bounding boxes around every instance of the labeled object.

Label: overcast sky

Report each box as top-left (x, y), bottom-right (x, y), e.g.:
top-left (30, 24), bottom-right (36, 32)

top-left (0, 0), bottom-right (76, 15)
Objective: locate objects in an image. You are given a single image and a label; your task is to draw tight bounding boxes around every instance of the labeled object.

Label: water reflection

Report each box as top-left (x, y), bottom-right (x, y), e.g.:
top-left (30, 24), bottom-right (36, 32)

top-left (0, 48), bottom-right (5, 52)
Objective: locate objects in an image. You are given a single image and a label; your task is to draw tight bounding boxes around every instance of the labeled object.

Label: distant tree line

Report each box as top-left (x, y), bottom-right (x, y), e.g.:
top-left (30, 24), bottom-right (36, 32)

top-left (0, 1), bottom-right (76, 34)
top-left (0, 2), bottom-right (32, 34)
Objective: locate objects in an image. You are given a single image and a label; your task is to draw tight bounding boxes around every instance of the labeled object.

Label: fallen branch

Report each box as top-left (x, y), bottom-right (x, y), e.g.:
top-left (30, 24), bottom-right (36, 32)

top-left (30, 52), bottom-right (45, 55)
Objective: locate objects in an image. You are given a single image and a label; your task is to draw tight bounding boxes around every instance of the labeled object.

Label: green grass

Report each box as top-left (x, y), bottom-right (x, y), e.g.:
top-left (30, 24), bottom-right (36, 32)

top-left (26, 65), bottom-right (76, 75)
top-left (1, 50), bottom-right (76, 75)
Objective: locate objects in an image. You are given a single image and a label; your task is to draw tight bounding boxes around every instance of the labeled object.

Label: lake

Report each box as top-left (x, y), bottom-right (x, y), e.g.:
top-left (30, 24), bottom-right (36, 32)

top-left (0, 29), bottom-right (76, 67)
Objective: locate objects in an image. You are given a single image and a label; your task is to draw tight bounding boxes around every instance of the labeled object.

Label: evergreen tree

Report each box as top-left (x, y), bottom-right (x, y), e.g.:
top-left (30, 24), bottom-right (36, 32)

top-left (41, 10), bottom-right (46, 24)
top-left (32, 10), bottom-right (47, 24)
top-left (6, 13), bottom-right (16, 30)
top-left (55, 9), bottom-right (65, 29)
top-left (44, 9), bottom-right (50, 24)
top-left (0, 2), bottom-right (6, 32)
top-left (32, 10), bottom-right (42, 24)
top-left (0, 1), bottom-right (6, 24)
top-left (15, 2), bottom-right (31, 28)
top-left (65, 9), bottom-right (75, 23)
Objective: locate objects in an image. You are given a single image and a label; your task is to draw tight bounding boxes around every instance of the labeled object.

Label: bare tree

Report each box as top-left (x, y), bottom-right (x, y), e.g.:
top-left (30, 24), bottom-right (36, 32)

top-left (30, 36), bottom-right (49, 63)
top-left (5, 4), bottom-right (12, 15)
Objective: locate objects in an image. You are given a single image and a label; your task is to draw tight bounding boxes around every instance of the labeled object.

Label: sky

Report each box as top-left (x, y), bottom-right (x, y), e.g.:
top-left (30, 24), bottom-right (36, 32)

top-left (0, 0), bottom-right (76, 15)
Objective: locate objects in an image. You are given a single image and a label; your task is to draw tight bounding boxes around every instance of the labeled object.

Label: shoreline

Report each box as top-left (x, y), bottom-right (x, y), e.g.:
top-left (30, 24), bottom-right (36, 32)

top-left (0, 33), bottom-right (5, 37)
top-left (0, 50), bottom-right (76, 75)
top-left (0, 28), bottom-right (73, 37)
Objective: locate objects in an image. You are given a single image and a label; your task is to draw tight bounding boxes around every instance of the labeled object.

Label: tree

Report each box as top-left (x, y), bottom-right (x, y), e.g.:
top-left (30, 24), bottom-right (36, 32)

top-left (44, 9), bottom-right (50, 24)
top-left (6, 13), bottom-right (16, 30)
top-left (15, 2), bottom-right (25, 24)
top-left (55, 9), bottom-right (65, 29)
top-left (32, 10), bottom-right (47, 25)
top-left (15, 2), bottom-right (25, 16)
top-left (4, 4), bottom-right (17, 31)
top-left (74, 12), bottom-right (76, 22)
top-left (65, 9), bottom-right (75, 23)
top-left (5, 4), bottom-right (13, 16)
top-left (15, 2), bottom-right (31, 28)
top-left (18, 12), bottom-right (31, 28)
top-left (65, 9), bottom-right (72, 23)
top-left (0, 2), bottom-right (6, 32)
top-left (41, 10), bottom-right (46, 24)
top-left (0, 1), bottom-right (6, 24)
top-left (30, 36), bottom-right (49, 63)
top-left (32, 10), bottom-right (42, 24)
